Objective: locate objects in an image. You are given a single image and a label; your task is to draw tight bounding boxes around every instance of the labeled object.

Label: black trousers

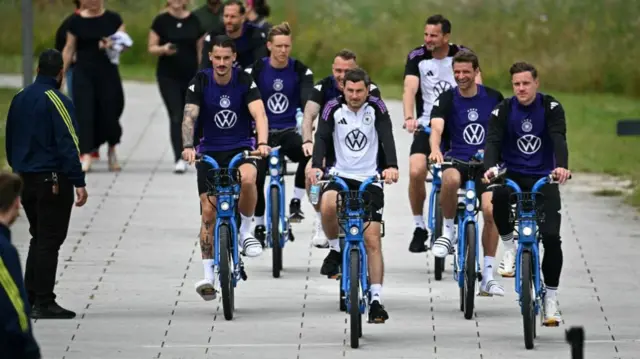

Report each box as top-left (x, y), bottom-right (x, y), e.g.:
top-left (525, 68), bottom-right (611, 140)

top-left (491, 172), bottom-right (563, 288)
top-left (72, 64), bottom-right (124, 154)
top-left (158, 76), bottom-right (189, 162)
top-left (19, 172), bottom-right (74, 305)
top-left (255, 129), bottom-right (309, 217)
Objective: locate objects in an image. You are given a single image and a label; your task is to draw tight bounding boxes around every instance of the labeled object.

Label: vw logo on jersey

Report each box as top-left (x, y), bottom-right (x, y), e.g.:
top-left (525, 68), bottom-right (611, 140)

top-left (521, 119), bottom-right (533, 132)
top-left (467, 108), bottom-right (479, 122)
top-left (214, 110), bottom-right (237, 129)
top-left (433, 81), bottom-right (453, 98)
top-left (345, 129), bottom-right (368, 152)
top-left (219, 95), bottom-right (231, 108)
top-left (273, 78), bottom-right (284, 91)
top-left (463, 123), bottom-right (485, 145)
top-left (267, 93), bottom-right (289, 114)
top-left (517, 134), bottom-right (542, 154)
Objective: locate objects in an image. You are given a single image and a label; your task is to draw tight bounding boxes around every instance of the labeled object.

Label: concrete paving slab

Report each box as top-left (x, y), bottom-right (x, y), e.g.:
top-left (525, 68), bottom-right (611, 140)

top-left (2, 74), bottom-right (639, 359)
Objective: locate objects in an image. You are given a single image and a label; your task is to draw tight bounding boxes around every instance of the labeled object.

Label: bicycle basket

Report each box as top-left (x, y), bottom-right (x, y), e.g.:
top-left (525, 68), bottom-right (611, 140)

top-left (509, 191), bottom-right (545, 223)
top-left (336, 190), bottom-right (375, 221)
top-left (205, 168), bottom-right (241, 195)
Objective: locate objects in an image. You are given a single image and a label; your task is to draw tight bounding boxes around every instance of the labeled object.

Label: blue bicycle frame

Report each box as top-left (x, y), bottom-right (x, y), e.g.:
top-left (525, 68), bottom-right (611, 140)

top-left (198, 152), bottom-right (248, 286)
top-left (264, 145), bottom-right (290, 249)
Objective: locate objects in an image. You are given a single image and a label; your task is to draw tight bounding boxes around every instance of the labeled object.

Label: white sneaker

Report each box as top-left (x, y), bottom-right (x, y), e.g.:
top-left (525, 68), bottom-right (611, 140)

top-left (543, 296), bottom-right (562, 325)
top-left (240, 232), bottom-right (263, 257)
top-left (174, 159), bottom-right (187, 173)
top-left (195, 278), bottom-right (216, 301)
top-left (498, 248), bottom-right (516, 277)
top-left (312, 218), bottom-right (329, 248)
top-left (478, 279), bottom-right (505, 297)
top-left (432, 234), bottom-right (456, 258)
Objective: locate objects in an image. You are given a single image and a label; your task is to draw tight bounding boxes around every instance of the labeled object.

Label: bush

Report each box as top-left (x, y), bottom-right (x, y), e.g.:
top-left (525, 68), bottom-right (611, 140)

top-left (2, 0), bottom-right (640, 97)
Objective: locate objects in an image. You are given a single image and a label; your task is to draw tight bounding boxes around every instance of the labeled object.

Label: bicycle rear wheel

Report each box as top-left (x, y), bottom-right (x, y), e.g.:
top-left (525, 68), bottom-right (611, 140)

top-left (349, 249), bottom-right (361, 349)
top-left (219, 224), bottom-right (234, 320)
top-left (462, 222), bottom-right (476, 320)
top-left (270, 186), bottom-right (282, 278)
top-left (521, 251), bottom-right (535, 349)
top-left (433, 191), bottom-right (445, 280)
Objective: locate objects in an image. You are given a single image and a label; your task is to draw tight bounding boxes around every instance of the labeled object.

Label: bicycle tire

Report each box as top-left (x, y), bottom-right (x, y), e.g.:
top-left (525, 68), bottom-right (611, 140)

top-left (339, 234), bottom-right (346, 312)
top-left (521, 250), bottom-right (535, 349)
top-left (433, 191), bottom-right (445, 281)
top-left (270, 186), bottom-right (282, 278)
top-left (463, 221), bottom-right (476, 320)
top-left (349, 249), bottom-right (361, 349)
top-left (219, 224), bottom-right (234, 320)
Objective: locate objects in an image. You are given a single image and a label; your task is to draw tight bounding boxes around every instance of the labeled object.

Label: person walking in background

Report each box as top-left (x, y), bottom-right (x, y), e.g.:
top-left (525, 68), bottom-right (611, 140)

top-left (5, 49), bottom-right (89, 320)
top-left (0, 172), bottom-right (41, 359)
top-left (149, 0), bottom-right (206, 173)
top-left (62, 0), bottom-right (127, 172)
top-left (193, 0), bottom-right (224, 35)
top-left (245, 0), bottom-right (272, 32)
top-left (54, 0), bottom-right (82, 101)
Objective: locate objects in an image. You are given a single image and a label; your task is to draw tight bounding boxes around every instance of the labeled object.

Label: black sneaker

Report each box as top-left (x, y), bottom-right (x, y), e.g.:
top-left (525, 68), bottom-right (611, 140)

top-left (320, 249), bottom-right (341, 278)
top-left (254, 225), bottom-right (266, 247)
top-left (409, 227), bottom-right (429, 253)
top-left (289, 198), bottom-right (304, 223)
top-left (31, 301), bottom-right (76, 319)
top-left (368, 300), bottom-right (389, 323)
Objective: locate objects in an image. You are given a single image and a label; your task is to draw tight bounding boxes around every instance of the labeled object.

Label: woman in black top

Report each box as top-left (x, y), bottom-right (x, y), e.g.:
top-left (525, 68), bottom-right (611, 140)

top-left (62, 0), bottom-right (126, 172)
top-left (148, 0), bottom-right (205, 174)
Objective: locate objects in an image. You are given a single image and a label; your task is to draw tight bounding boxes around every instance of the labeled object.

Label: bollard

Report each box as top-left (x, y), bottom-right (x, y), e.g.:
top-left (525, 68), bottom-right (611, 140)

top-left (565, 326), bottom-right (585, 359)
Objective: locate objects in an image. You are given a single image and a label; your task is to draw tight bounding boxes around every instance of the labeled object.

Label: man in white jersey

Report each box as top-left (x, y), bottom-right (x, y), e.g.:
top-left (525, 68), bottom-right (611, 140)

top-left (308, 68), bottom-right (399, 323)
top-left (403, 14), bottom-right (483, 253)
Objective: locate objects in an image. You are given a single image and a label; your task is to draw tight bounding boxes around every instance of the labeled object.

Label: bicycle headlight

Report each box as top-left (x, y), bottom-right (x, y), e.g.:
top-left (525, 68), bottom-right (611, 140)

top-left (466, 190), bottom-right (476, 199)
top-left (269, 168), bottom-right (279, 177)
top-left (269, 156), bottom-right (279, 165)
top-left (220, 201), bottom-right (230, 211)
top-left (349, 226), bottom-right (359, 236)
top-left (522, 226), bottom-right (533, 236)
top-left (466, 203), bottom-right (475, 212)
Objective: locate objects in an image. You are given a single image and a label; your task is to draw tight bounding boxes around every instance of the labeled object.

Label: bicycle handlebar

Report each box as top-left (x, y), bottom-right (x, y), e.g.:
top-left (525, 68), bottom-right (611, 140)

top-left (195, 149), bottom-right (263, 169)
top-left (315, 173), bottom-right (384, 193)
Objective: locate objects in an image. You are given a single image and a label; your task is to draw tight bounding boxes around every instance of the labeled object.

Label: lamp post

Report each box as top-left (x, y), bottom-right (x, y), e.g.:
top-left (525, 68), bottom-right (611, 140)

top-left (22, 0), bottom-right (33, 87)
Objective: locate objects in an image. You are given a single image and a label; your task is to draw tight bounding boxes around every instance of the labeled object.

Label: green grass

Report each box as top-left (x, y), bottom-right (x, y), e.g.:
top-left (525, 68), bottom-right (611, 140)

top-left (0, 87), bottom-right (20, 169)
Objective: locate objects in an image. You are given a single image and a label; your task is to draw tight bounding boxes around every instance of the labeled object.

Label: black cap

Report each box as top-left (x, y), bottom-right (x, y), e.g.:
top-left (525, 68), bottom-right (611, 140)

top-left (37, 49), bottom-right (64, 77)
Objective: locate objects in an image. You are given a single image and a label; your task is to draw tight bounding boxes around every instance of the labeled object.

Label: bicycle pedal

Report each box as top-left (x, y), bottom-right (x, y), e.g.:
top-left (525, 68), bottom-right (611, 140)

top-left (328, 273), bottom-right (341, 280)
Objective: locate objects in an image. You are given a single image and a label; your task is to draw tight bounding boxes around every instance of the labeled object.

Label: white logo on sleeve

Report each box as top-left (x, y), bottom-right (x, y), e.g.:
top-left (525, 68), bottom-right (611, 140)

top-left (305, 68), bottom-right (313, 75)
top-left (517, 135), bottom-right (542, 154)
top-left (314, 84), bottom-right (322, 91)
top-left (188, 85), bottom-right (195, 92)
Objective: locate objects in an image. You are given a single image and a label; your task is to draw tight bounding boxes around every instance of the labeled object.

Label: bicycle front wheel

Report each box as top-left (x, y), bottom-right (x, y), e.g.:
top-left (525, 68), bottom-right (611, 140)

top-left (349, 249), bottom-right (361, 349)
top-left (521, 251), bottom-right (535, 349)
top-left (270, 186), bottom-right (282, 278)
top-left (219, 224), bottom-right (234, 320)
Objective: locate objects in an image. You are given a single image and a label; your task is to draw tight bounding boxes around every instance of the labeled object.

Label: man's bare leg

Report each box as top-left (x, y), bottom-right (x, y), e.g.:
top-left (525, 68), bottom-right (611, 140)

top-left (408, 153), bottom-right (429, 252)
top-left (479, 191), bottom-right (504, 296)
top-left (237, 163), bottom-right (262, 257)
top-left (432, 168), bottom-right (460, 258)
top-left (195, 194), bottom-right (217, 301)
top-left (364, 222), bottom-right (389, 323)
top-left (319, 190), bottom-right (341, 277)
top-left (306, 159), bottom-right (328, 247)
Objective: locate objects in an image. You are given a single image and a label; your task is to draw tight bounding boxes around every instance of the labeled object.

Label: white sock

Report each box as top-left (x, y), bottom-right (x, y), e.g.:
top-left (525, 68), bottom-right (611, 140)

top-left (370, 284), bottom-right (382, 303)
top-left (316, 211), bottom-right (322, 222)
top-left (501, 233), bottom-right (515, 251)
top-left (546, 287), bottom-right (557, 300)
top-left (414, 215), bottom-right (426, 229)
top-left (240, 214), bottom-right (253, 234)
top-left (255, 216), bottom-right (264, 226)
top-left (443, 218), bottom-right (455, 238)
top-left (293, 187), bottom-right (306, 200)
top-left (328, 238), bottom-right (340, 252)
top-left (483, 256), bottom-right (495, 282)
top-left (203, 259), bottom-right (215, 281)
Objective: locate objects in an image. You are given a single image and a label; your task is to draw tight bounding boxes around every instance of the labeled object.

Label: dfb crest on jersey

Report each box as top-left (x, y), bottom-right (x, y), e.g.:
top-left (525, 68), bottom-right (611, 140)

top-left (521, 118), bottom-right (533, 132)
top-left (433, 81), bottom-right (453, 97)
top-left (363, 113), bottom-right (373, 126)
top-left (219, 95), bottom-right (231, 108)
top-left (345, 129), bottom-right (368, 152)
top-left (467, 108), bottom-right (479, 122)
top-left (273, 78), bottom-right (284, 91)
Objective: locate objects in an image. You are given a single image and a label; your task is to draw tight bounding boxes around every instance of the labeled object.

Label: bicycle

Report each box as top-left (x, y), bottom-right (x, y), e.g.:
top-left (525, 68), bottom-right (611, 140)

top-left (434, 152), bottom-right (485, 320)
top-left (314, 173), bottom-right (386, 349)
top-left (196, 150), bottom-right (262, 321)
top-left (486, 169), bottom-right (571, 349)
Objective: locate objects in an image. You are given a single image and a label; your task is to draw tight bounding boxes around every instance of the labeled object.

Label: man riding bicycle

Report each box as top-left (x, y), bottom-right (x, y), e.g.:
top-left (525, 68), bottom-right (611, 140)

top-left (301, 49), bottom-right (382, 248)
top-left (307, 68), bottom-right (399, 323)
top-left (483, 61), bottom-right (571, 325)
top-left (182, 35), bottom-right (270, 301)
top-left (245, 21), bottom-right (314, 244)
top-left (428, 50), bottom-right (505, 296)
top-left (403, 14), bottom-right (482, 254)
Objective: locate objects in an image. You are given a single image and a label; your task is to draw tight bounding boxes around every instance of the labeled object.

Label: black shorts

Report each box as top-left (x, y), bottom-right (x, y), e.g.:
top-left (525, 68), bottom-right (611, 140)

top-left (196, 148), bottom-right (257, 195)
top-left (265, 128), bottom-right (307, 163)
top-left (410, 130), bottom-right (431, 156)
top-left (442, 156), bottom-right (489, 199)
top-left (323, 177), bottom-right (384, 222)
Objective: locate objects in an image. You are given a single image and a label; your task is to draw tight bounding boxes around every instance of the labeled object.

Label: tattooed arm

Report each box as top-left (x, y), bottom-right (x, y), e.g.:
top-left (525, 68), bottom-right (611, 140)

top-left (182, 73), bottom-right (204, 163)
top-left (182, 104), bottom-right (200, 147)
top-left (302, 100), bottom-right (321, 144)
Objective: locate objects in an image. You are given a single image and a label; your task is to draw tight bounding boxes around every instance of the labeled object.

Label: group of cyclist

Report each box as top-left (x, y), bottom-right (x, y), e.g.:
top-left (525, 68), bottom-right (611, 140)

top-left (181, 12), bottom-right (571, 327)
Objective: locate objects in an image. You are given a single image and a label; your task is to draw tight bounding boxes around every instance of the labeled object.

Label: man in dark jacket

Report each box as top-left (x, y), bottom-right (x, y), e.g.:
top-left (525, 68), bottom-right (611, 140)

top-left (5, 49), bottom-right (88, 319)
top-left (198, 0), bottom-right (268, 70)
top-left (0, 172), bottom-right (41, 358)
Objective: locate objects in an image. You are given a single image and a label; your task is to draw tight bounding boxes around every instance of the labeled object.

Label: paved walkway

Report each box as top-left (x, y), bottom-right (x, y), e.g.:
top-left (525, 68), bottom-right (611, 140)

top-left (2, 75), bottom-right (639, 359)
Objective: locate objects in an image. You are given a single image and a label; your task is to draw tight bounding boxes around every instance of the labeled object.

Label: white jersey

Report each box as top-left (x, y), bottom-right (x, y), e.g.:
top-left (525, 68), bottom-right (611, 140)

top-left (312, 95), bottom-right (398, 183)
top-left (404, 43), bottom-right (469, 126)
